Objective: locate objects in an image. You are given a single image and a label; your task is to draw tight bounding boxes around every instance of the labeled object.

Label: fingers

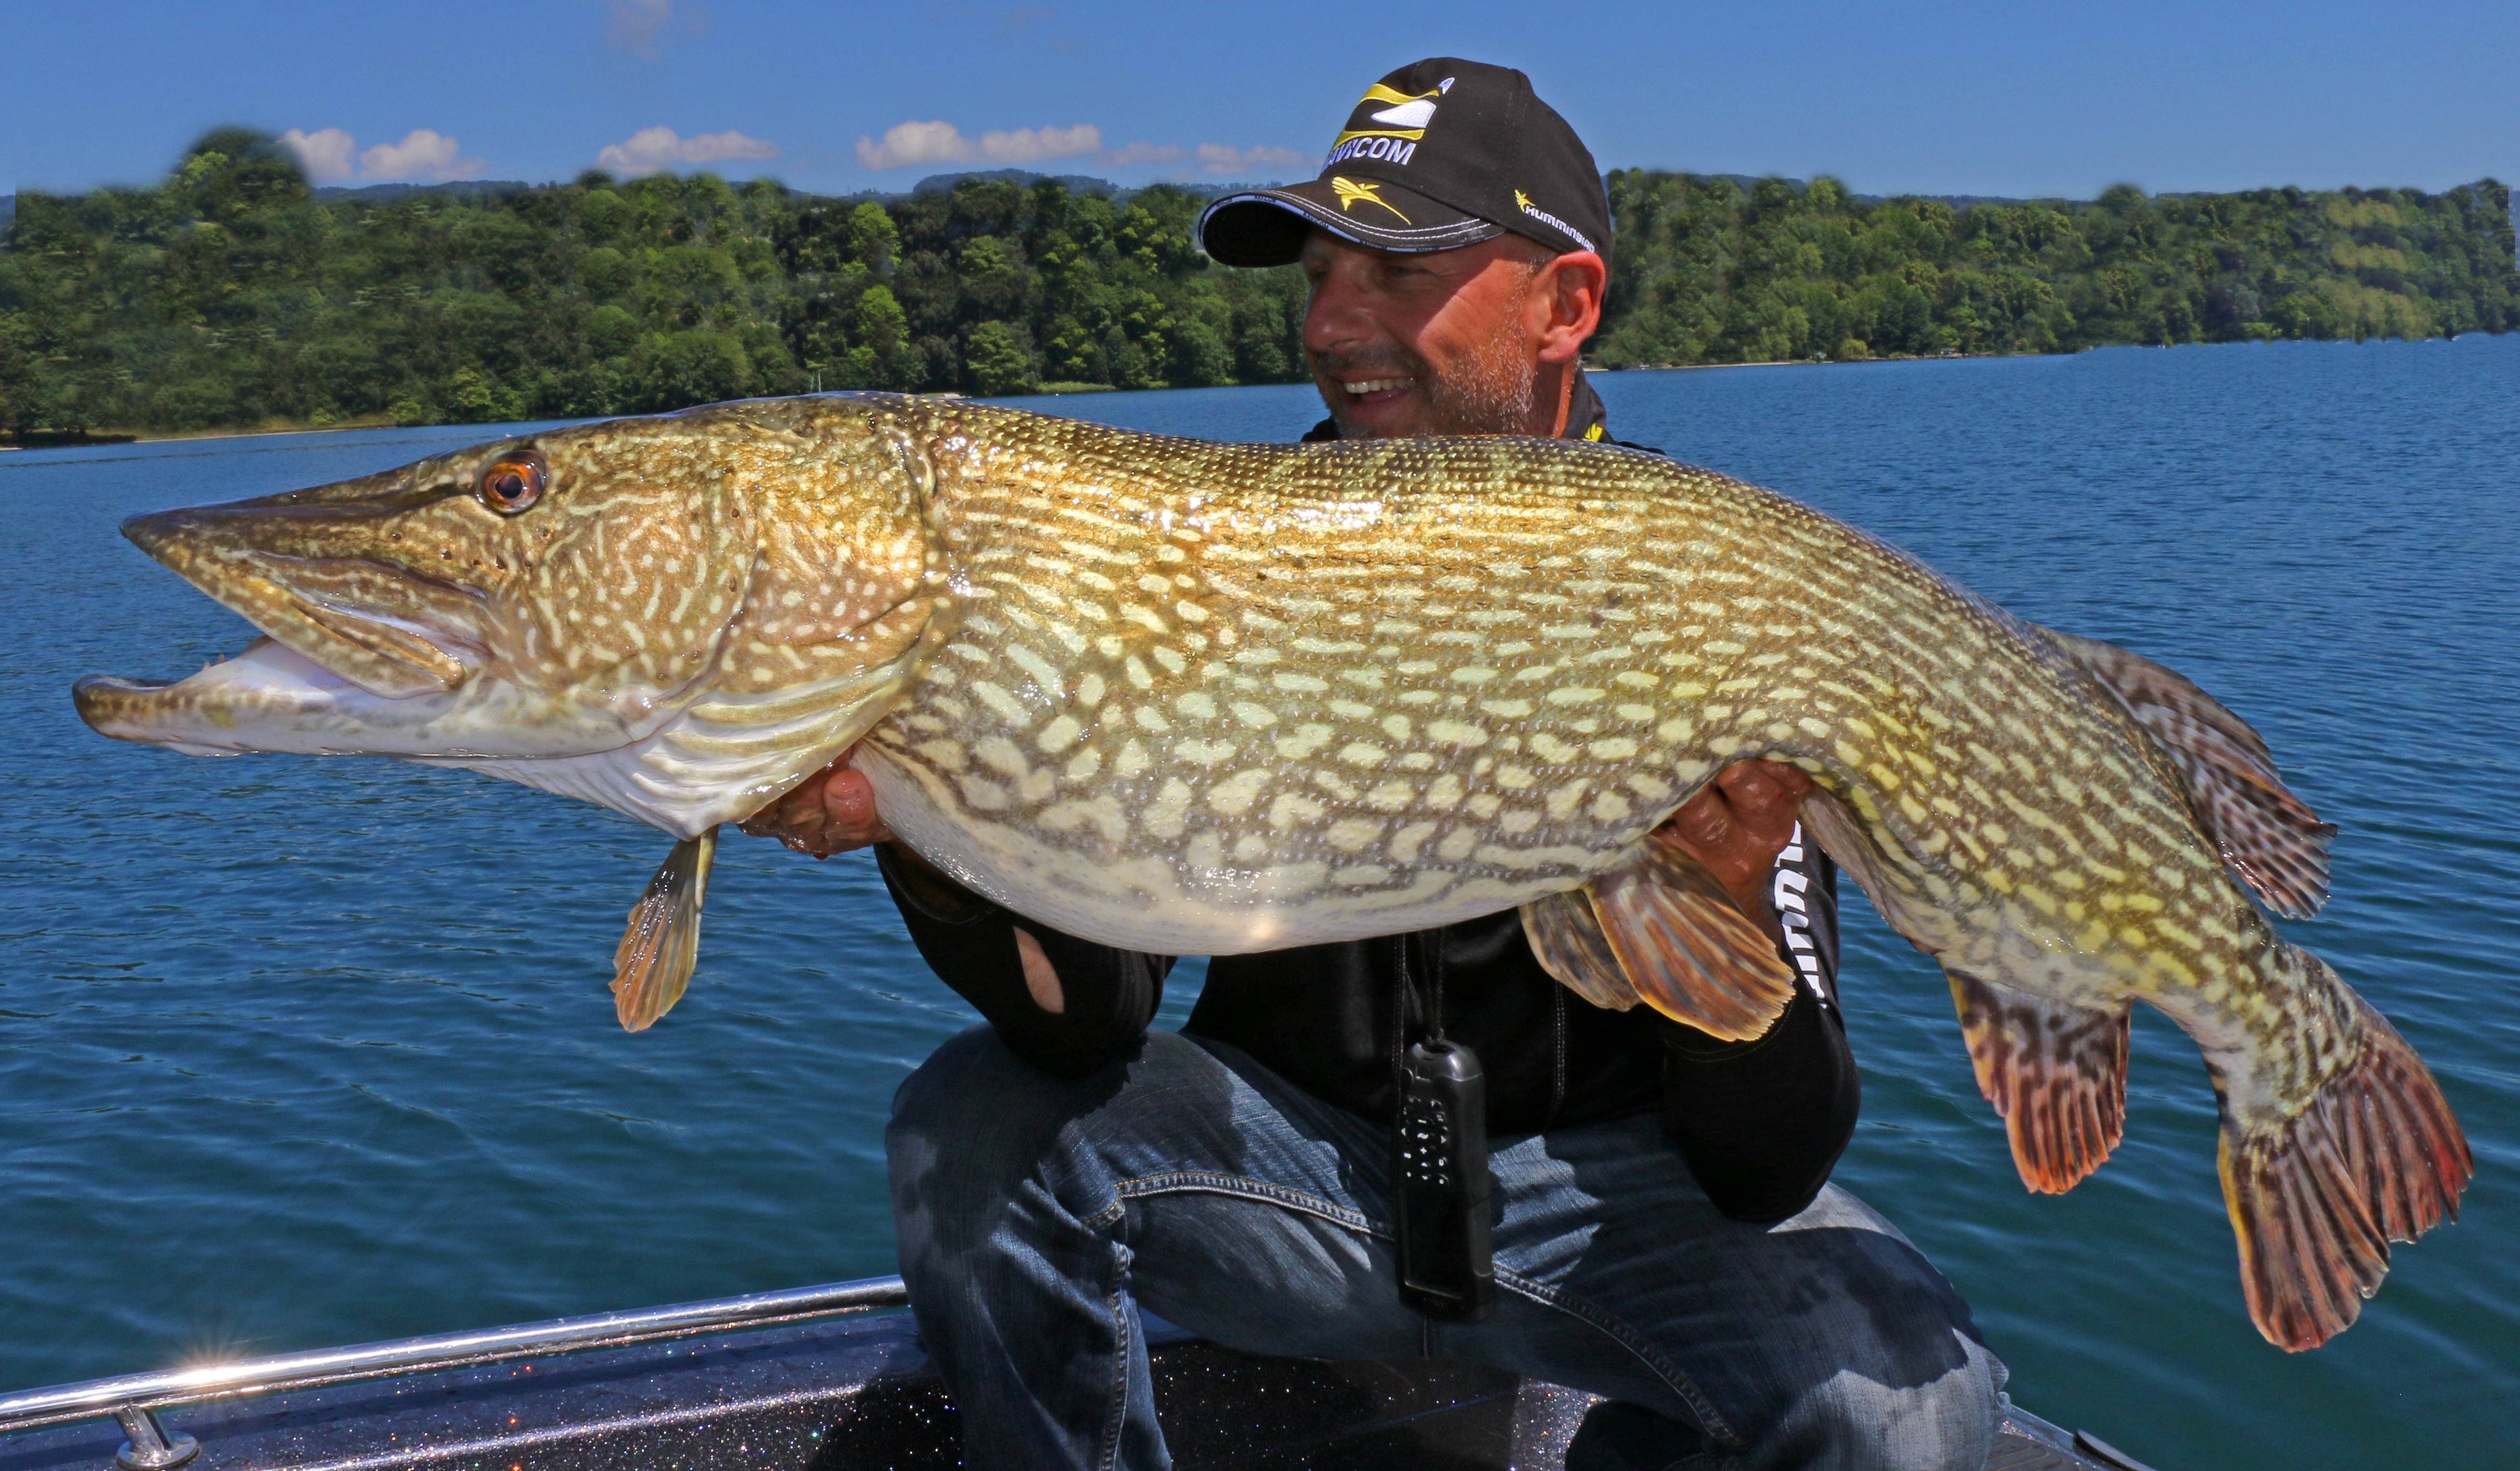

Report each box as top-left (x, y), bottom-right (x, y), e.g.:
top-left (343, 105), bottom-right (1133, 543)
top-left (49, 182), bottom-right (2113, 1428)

top-left (1666, 781), bottom-right (1744, 862)
top-left (1654, 760), bottom-right (1815, 925)
top-left (821, 764), bottom-right (896, 848)
top-left (1011, 928), bottom-right (1067, 1015)
top-left (736, 765), bottom-right (833, 854)
top-left (1712, 760), bottom-right (1812, 851)
top-left (733, 747), bottom-right (892, 858)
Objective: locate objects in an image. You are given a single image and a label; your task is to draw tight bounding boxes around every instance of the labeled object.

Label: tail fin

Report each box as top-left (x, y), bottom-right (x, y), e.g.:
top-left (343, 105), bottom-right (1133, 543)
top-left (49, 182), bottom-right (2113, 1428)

top-left (2221, 981), bottom-right (2471, 1350)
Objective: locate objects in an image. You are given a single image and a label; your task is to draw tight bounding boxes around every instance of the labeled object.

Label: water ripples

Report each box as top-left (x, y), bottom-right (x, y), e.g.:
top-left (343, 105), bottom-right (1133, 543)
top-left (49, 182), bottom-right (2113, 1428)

top-left (2, 340), bottom-right (2512, 1466)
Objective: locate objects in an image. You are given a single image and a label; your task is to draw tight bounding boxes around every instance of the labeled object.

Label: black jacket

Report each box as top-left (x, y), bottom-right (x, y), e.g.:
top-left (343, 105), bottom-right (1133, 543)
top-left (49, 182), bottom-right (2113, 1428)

top-left (878, 379), bottom-right (1861, 1224)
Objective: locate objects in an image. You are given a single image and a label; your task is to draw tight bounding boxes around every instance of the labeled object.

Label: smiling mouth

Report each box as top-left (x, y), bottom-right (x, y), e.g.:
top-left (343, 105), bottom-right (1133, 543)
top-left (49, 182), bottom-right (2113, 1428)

top-left (1341, 377), bottom-right (1413, 396)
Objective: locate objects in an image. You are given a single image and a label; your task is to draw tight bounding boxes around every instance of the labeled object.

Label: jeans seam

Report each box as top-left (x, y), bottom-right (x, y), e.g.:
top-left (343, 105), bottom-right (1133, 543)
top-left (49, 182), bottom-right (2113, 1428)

top-left (1096, 1248), bottom-right (1133, 1471)
top-left (1493, 1266), bottom-right (1743, 1449)
top-left (1088, 1170), bottom-right (1741, 1449)
top-left (1091, 1171), bottom-right (1386, 1236)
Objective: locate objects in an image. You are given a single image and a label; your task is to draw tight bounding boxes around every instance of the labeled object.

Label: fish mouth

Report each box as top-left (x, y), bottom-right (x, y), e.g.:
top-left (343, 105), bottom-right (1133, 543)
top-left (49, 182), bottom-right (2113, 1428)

top-left (117, 499), bottom-right (493, 700)
top-left (75, 637), bottom-right (403, 756)
top-left (73, 487), bottom-right (521, 757)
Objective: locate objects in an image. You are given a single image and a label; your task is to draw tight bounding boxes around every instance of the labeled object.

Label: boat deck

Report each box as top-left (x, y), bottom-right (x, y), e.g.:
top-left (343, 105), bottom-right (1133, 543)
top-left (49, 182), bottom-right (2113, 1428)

top-left (0, 1278), bottom-right (2156, 1470)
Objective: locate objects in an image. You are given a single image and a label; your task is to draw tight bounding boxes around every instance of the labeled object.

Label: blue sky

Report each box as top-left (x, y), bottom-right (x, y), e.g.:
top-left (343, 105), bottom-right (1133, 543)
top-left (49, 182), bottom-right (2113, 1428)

top-left (2, 0), bottom-right (2512, 201)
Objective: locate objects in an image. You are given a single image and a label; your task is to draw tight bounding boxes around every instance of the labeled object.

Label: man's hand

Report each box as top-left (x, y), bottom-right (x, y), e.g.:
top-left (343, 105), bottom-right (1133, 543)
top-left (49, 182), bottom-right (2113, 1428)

top-left (1656, 761), bottom-right (1816, 930)
top-left (736, 746), bottom-right (894, 858)
top-left (740, 747), bottom-right (1067, 1012)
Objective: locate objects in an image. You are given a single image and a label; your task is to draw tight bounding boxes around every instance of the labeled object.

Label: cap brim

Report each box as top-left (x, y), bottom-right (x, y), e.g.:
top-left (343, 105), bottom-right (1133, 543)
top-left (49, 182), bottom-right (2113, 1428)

top-left (1198, 179), bottom-right (1504, 267)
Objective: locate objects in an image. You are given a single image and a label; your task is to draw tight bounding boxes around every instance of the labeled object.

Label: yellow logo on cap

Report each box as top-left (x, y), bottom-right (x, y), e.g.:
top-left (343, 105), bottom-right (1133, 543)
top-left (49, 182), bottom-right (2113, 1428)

top-left (1331, 177), bottom-right (1411, 223)
top-left (1332, 77), bottom-right (1452, 146)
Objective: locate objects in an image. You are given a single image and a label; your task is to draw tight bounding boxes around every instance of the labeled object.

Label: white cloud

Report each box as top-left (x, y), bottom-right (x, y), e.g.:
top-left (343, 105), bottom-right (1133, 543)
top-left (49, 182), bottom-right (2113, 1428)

top-left (277, 127), bottom-right (358, 184)
top-left (1191, 143), bottom-right (1308, 178)
top-left (594, 126), bottom-right (779, 177)
top-left (1097, 141), bottom-right (1184, 169)
top-left (980, 124), bottom-right (1102, 165)
top-left (607, 0), bottom-right (708, 57)
top-left (1092, 140), bottom-right (1309, 180)
top-left (851, 119), bottom-right (1305, 181)
top-left (359, 129), bottom-right (487, 182)
top-left (278, 127), bottom-right (484, 184)
top-left (854, 120), bottom-right (1102, 171)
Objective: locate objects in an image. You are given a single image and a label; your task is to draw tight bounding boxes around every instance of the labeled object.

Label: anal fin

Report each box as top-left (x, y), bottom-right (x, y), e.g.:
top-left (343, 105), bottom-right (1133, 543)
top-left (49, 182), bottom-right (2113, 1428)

top-left (1948, 971), bottom-right (2130, 1194)
top-left (1583, 838), bottom-right (1798, 1042)
top-left (613, 826), bottom-right (718, 1033)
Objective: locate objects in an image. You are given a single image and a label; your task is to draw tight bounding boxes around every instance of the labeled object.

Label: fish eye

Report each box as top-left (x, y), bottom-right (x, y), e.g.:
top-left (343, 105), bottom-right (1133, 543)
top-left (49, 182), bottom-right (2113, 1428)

top-left (478, 454), bottom-right (547, 514)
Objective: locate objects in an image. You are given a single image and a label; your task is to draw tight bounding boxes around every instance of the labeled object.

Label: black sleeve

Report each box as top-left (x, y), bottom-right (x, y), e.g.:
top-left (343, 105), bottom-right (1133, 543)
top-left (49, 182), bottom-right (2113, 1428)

top-left (1658, 847), bottom-right (1860, 1223)
top-left (874, 845), bottom-right (1168, 1079)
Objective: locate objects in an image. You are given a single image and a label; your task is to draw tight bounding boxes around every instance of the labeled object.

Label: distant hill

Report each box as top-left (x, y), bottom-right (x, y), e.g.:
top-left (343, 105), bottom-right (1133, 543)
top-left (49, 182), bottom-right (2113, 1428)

top-left (908, 168), bottom-right (1283, 204)
top-left (1591, 171), bottom-right (2515, 366)
top-left (310, 180), bottom-right (537, 205)
top-left (4, 131), bottom-right (2513, 437)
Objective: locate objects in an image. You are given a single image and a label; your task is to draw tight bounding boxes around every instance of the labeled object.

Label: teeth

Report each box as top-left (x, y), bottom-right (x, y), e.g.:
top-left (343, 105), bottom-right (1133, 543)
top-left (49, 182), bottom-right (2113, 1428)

top-left (1342, 377), bottom-right (1410, 395)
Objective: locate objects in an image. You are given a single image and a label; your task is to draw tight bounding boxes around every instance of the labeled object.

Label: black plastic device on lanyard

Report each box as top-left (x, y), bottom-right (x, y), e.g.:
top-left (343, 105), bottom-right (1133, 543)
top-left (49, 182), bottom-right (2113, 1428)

top-left (1392, 934), bottom-right (1497, 1322)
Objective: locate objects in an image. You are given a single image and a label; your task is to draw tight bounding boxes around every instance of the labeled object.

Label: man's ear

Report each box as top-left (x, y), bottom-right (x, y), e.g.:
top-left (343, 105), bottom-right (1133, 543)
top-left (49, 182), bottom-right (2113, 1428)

top-left (1533, 250), bottom-right (1607, 365)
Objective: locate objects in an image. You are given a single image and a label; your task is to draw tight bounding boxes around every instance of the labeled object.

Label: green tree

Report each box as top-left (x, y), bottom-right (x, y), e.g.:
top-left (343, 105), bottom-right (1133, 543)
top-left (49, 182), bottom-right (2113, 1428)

top-left (849, 284), bottom-right (910, 389)
top-left (847, 202), bottom-right (900, 270)
top-left (966, 319), bottom-right (1038, 396)
top-left (3, 136), bottom-right (2508, 440)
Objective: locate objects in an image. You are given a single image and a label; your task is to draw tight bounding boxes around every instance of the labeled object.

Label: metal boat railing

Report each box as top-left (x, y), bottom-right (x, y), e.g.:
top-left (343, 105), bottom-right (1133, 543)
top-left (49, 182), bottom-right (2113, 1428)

top-left (0, 1274), bottom-right (913, 1469)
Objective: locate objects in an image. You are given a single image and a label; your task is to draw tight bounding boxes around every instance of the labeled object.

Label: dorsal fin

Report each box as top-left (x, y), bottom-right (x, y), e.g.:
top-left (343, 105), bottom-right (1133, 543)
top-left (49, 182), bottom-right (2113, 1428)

top-left (2037, 626), bottom-right (2336, 918)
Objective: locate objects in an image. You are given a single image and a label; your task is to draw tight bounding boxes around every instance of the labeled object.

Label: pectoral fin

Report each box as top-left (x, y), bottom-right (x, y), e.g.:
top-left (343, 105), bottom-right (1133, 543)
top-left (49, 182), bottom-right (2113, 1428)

top-left (1524, 841), bottom-right (1796, 1041)
top-left (612, 826), bottom-right (718, 1033)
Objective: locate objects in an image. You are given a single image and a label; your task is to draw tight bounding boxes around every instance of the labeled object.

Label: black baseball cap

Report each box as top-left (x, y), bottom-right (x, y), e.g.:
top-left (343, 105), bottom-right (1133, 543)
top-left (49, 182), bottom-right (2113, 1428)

top-left (1197, 58), bottom-right (1610, 267)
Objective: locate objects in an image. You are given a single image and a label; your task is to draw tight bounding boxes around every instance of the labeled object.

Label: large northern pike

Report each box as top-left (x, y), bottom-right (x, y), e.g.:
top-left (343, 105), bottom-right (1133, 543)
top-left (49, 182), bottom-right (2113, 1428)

top-left (74, 395), bottom-right (2467, 1350)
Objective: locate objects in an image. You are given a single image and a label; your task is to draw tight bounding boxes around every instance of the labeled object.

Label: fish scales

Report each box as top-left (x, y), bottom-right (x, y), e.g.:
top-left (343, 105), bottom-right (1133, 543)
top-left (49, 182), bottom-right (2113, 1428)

top-left (879, 407), bottom-right (2183, 978)
top-left (71, 394), bottom-right (2468, 1351)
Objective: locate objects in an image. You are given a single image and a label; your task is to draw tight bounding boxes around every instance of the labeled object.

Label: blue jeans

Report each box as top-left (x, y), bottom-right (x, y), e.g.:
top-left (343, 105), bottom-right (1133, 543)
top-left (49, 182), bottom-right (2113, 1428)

top-left (888, 1027), bottom-right (2004, 1470)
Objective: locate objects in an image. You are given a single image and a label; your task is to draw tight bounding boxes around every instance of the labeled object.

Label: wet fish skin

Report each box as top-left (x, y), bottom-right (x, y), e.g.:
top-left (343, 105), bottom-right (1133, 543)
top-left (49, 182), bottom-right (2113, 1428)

top-left (71, 394), bottom-right (2469, 1350)
top-left (77, 400), bottom-right (951, 829)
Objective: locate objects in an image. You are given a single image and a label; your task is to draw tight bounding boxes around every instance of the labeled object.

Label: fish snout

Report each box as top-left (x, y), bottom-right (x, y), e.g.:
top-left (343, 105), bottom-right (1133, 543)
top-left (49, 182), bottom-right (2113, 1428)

top-left (118, 498), bottom-right (494, 701)
top-left (120, 504), bottom-right (216, 573)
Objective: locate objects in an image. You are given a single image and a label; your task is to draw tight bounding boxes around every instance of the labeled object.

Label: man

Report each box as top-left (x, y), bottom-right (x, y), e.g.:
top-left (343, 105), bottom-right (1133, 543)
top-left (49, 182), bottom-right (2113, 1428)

top-left (745, 59), bottom-right (2002, 1470)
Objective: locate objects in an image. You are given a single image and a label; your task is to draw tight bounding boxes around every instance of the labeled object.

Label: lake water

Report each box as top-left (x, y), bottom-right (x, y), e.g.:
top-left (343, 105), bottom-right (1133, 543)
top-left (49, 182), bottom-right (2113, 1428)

top-left (3, 337), bottom-right (2514, 1468)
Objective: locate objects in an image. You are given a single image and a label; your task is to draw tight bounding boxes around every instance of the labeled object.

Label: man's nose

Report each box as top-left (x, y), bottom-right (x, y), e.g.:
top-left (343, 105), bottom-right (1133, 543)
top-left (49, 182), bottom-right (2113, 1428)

top-left (1302, 267), bottom-right (1382, 356)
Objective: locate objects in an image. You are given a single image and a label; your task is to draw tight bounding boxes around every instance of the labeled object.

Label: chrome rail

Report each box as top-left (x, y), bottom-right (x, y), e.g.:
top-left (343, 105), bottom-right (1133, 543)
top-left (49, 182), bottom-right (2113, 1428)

top-left (0, 1273), bottom-right (913, 1456)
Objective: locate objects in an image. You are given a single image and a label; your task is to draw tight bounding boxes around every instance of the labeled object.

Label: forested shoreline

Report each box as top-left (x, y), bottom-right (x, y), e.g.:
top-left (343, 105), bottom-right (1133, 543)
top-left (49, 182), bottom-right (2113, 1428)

top-left (3, 130), bottom-right (2513, 436)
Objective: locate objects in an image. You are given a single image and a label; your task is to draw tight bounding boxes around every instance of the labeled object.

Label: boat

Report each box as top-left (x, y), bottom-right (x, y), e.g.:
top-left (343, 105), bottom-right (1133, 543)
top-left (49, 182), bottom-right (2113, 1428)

top-left (0, 1275), bottom-right (2160, 1470)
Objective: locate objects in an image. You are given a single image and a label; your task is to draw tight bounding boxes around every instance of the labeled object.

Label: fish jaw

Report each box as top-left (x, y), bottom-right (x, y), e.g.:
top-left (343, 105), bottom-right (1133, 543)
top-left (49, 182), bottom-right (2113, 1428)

top-left (117, 487), bottom-right (495, 700)
top-left (72, 635), bottom-right (665, 761)
top-left (78, 637), bottom-right (450, 757)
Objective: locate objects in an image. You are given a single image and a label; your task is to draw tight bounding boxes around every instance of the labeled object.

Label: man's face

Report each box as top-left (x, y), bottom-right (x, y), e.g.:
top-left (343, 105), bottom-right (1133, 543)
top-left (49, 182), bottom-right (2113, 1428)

top-left (1300, 231), bottom-right (1554, 440)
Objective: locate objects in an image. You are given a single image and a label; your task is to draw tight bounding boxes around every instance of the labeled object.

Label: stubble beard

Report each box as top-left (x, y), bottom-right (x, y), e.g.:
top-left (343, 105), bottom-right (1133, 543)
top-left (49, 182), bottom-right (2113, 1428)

top-left (1317, 274), bottom-right (1540, 439)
